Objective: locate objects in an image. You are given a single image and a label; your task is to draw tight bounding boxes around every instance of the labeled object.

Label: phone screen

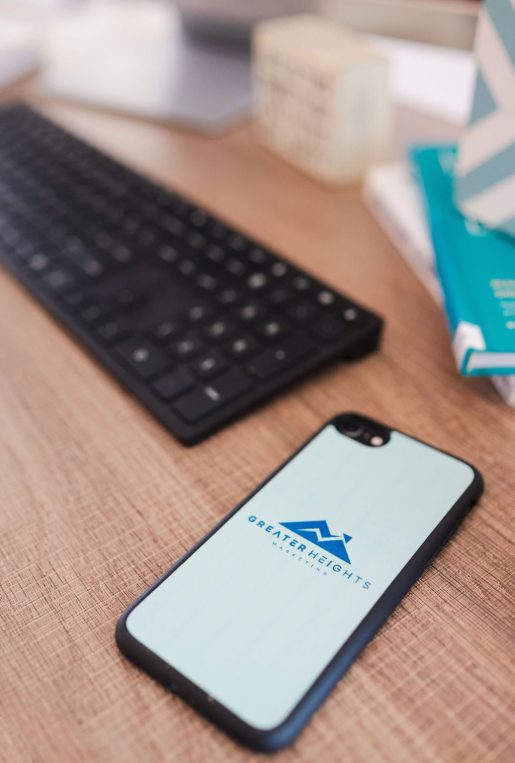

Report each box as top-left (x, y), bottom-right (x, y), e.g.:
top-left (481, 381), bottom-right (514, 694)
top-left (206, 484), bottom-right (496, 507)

top-left (126, 425), bottom-right (474, 730)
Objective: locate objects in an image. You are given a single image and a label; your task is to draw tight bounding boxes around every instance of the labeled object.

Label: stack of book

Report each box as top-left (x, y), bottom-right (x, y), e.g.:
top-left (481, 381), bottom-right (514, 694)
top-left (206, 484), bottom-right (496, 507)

top-left (364, 145), bottom-right (515, 408)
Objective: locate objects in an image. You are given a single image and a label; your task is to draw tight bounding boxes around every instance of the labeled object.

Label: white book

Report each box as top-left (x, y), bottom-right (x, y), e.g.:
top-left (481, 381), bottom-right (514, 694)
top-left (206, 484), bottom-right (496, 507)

top-left (363, 161), bottom-right (515, 408)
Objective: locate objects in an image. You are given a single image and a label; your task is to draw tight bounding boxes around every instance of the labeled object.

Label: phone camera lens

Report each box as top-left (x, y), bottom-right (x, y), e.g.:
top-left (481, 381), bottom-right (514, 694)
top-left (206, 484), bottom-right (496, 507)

top-left (341, 417), bottom-right (363, 438)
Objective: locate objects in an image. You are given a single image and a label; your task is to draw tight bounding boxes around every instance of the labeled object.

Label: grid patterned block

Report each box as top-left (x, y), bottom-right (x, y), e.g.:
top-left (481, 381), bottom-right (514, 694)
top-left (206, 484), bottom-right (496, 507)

top-left (252, 14), bottom-right (391, 185)
top-left (455, 0), bottom-right (515, 239)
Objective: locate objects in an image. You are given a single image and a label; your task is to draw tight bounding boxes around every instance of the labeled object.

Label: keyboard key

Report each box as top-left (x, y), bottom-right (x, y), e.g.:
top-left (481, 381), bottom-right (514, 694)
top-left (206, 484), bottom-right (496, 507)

top-left (162, 215), bottom-right (185, 237)
top-left (94, 231), bottom-right (113, 250)
top-left (210, 367), bottom-right (254, 398)
top-left (239, 302), bottom-right (265, 322)
top-left (256, 319), bottom-right (290, 341)
top-left (152, 369), bottom-right (194, 400)
top-left (170, 335), bottom-right (203, 360)
top-left (317, 289), bottom-right (336, 306)
top-left (158, 245), bottom-right (178, 264)
top-left (190, 209), bottom-right (208, 227)
top-left (311, 317), bottom-right (347, 342)
top-left (226, 335), bottom-right (259, 359)
top-left (270, 262), bottom-right (288, 277)
top-left (204, 320), bottom-right (234, 341)
top-left (139, 227), bottom-right (158, 248)
top-left (173, 368), bottom-right (253, 422)
top-left (208, 221), bottom-right (226, 239)
top-left (115, 337), bottom-right (171, 379)
top-left (342, 306), bottom-right (360, 322)
top-left (42, 268), bottom-right (76, 293)
top-left (10, 240), bottom-right (37, 262)
top-left (225, 258), bottom-right (246, 276)
top-left (267, 287), bottom-right (294, 306)
top-left (246, 335), bottom-right (314, 380)
top-left (80, 302), bottom-right (109, 325)
top-left (0, 224), bottom-right (22, 249)
top-left (217, 288), bottom-right (241, 305)
top-left (292, 275), bottom-right (311, 291)
top-left (76, 253), bottom-right (105, 278)
top-left (178, 258), bottom-right (197, 276)
top-left (150, 320), bottom-right (183, 343)
top-left (109, 288), bottom-right (145, 313)
top-left (197, 273), bottom-right (218, 291)
top-left (186, 231), bottom-right (206, 250)
top-left (96, 318), bottom-right (130, 344)
top-left (205, 244), bottom-right (225, 263)
top-left (248, 272), bottom-right (267, 290)
top-left (228, 234), bottom-right (246, 252)
top-left (192, 350), bottom-right (228, 379)
top-left (186, 304), bottom-right (211, 324)
top-left (63, 291), bottom-right (89, 311)
top-left (289, 302), bottom-right (317, 322)
top-left (248, 247), bottom-right (268, 265)
top-left (27, 252), bottom-right (50, 273)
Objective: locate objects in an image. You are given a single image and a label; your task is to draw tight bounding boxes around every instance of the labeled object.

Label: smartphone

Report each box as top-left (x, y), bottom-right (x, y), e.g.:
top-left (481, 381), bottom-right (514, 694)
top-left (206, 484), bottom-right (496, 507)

top-left (116, 413), bottom-right (483, 752)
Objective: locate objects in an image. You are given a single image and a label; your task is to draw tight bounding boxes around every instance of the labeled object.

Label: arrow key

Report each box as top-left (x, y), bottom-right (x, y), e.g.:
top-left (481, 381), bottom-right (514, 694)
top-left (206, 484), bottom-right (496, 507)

top-left (173, 368), bottom-right (253, 422)
top-left (246, 335), bottom-right (314, 380)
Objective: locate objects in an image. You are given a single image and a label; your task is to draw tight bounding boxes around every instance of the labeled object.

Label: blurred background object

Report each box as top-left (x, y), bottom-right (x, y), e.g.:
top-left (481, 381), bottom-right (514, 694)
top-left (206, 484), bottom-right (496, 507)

top-left (455, 0), bottom-right (515, 239)
top-left (369, 35), bottom-right (475, 126)
top-left (363, 0), bottom-right (515, 405)
top-left (174, 0), bottom-right (313, 40)
top-left (42, 0), bottom-right (253, 132)
top-left (322, 0), bottom-right (479, 49)
top-left (254, 14), bottom-right (391, 184)
top-left (0, 19), bottom-right (40, 90)
top-left (0, 0), bottom-right (480, 131)
top-left (364, 159), bottom-right (515, 407)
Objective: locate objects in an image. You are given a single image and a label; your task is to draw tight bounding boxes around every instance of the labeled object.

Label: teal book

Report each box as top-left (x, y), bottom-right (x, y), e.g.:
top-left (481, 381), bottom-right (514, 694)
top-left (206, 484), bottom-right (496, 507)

top-left (410, 144), bottom-right (515, 376)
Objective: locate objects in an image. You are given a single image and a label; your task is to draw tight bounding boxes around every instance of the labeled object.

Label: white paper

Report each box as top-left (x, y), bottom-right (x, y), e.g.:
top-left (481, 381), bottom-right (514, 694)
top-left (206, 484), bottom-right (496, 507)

top-left (368, 35), bottom-right (476, 125)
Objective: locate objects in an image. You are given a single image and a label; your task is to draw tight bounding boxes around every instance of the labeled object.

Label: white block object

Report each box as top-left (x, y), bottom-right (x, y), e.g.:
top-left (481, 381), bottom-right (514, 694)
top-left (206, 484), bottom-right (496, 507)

top-left (253, 14), bottom-right (391, 184)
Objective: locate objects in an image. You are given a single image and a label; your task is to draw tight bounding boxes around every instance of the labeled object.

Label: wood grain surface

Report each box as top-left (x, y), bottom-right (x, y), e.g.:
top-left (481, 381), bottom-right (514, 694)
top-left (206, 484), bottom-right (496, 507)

top-left (1, 84), bottom-right (514, 763)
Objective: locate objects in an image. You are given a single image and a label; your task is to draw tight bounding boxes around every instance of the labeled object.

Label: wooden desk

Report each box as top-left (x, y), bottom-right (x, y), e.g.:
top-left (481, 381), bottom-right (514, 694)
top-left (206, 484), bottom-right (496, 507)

top-left (1, 86), bottom-right (514, 763)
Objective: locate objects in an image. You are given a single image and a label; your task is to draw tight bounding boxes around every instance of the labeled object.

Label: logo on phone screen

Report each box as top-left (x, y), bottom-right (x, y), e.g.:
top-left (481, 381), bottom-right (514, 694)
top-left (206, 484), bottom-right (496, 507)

top-left (280, 521), bottom-right (352, 564)
top-left (247, 515), bottom-right (370, 588)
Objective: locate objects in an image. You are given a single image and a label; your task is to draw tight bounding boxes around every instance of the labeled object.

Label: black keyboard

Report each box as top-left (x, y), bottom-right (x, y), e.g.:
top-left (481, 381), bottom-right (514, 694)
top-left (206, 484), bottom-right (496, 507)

top-left (0, 104), bottom-right (383, 444)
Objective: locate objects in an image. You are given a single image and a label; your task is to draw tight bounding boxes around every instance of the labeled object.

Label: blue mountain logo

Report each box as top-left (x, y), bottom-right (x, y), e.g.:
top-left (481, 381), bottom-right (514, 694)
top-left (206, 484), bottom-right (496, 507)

top-left (280, 520), bottom-right (352, 564)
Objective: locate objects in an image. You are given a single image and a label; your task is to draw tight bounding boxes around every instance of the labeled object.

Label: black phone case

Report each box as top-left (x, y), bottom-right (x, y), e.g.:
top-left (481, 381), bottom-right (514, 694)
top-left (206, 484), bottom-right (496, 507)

top-left (115, 413), bottom-right (484, 752)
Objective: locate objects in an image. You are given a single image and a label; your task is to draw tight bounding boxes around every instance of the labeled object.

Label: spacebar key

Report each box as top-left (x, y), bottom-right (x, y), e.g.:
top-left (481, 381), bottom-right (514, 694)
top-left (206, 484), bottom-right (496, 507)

top-left (172, 368), bottom-right (254, 422)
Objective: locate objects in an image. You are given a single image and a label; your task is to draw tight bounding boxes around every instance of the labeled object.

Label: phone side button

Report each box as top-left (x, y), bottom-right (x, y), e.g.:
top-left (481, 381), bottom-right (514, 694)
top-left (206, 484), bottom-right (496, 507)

top-left (169, 683), bottom-right (196, 708)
